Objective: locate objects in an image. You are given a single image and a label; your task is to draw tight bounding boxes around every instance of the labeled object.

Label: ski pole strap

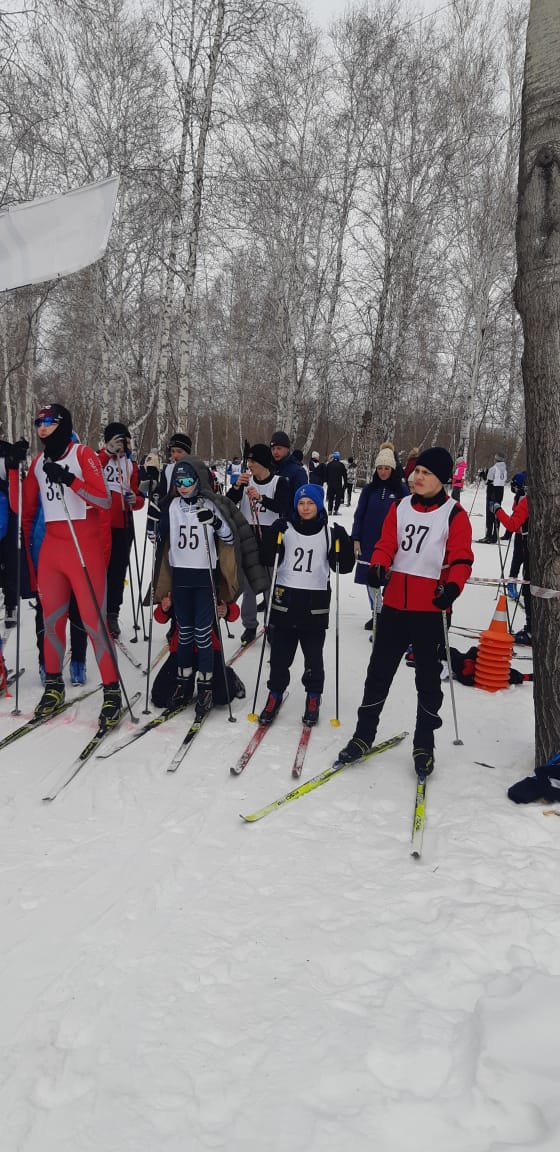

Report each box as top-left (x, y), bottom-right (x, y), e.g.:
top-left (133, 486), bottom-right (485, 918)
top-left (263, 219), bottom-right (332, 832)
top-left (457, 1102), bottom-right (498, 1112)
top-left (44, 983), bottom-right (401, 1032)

top-left (467, 576), bottom-right (560, 598)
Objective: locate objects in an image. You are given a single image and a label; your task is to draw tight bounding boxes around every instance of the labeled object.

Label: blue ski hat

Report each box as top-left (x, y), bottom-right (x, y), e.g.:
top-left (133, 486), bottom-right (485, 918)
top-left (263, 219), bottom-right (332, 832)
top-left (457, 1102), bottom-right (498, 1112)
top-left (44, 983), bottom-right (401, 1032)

top-left (294, 483), bottom-right (324, 513)
top-left (333, 451), bottom-right (341, 460)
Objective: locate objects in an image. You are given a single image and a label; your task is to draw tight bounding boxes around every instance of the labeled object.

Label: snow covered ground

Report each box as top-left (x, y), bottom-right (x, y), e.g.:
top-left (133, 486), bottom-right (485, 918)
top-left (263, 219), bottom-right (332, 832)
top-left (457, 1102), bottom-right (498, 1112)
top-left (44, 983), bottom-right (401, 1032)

top-left (2, 483), bottom-right (558, 1152)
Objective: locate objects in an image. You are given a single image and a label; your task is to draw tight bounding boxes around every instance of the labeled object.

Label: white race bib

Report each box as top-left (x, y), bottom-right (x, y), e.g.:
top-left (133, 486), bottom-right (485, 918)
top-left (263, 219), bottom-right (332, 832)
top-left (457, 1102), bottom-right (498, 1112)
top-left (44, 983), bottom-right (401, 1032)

top-left (391, 496), bottom-right (454, 581)
top-left (36, 445), bottom-right (87, 522)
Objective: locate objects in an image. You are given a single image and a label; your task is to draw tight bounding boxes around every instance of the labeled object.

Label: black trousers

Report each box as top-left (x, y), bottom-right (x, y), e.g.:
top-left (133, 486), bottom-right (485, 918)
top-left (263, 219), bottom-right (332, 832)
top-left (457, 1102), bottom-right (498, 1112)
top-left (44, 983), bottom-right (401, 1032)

top-left (485, 485), bottom-right (504, 541)
top-left (354, 605), bottom-right (444, 749)
top-left (107, 526), bottom-right (133, 614)
top-left (268, 625), bottom-right (326, 695)
top-left (327, 486), bottom-right (343, 514)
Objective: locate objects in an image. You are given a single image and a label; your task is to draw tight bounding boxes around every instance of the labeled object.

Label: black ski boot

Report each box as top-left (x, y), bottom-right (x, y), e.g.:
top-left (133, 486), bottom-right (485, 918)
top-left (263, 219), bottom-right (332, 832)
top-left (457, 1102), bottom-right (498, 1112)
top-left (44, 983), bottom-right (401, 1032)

top-left (302, 692), bottom-right (321, 726)
top-left (413, 748), bottom-right (434, 777)
top-left (195, 674), bottom-right (213, 721)
top-left (336, 736), bottom-right (371, 765)
top-left (98, 682), bottom-right (122, 732)
top-left (258, 691), bottom-right (282, 726)
top-left (168, 668), bottom-right (195, 710)
top-left (34, 675), bottom-right (65, 720)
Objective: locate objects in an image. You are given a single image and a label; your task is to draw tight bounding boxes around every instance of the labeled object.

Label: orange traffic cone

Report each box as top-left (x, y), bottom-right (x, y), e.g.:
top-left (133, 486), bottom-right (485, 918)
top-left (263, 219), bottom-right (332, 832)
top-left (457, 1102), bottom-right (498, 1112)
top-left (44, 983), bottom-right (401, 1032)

top-left (474, 594), bottom-right (514, 692)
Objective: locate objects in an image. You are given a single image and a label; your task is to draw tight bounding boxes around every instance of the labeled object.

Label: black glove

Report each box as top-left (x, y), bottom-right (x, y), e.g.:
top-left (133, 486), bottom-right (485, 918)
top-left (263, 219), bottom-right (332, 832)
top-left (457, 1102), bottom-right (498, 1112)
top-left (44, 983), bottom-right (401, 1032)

top-left (196, 507), bottom-right (221, 528)
top-left (43, 460), bottom-right (75, 487)
top-left (367, 564), bottom-right (386, 588)
top-left (276, 517), bottom-right (288, 535)
top-left (5, 438), bottom-right (29, 469)
top-left (432, 582), bottom-right (460, 610)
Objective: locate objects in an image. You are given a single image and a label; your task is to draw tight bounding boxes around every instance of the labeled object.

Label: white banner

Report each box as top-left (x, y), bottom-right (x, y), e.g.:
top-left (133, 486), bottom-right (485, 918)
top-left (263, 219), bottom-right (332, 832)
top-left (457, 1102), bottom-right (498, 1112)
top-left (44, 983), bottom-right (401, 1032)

top-left (0, 176), bottom-right (119, 292)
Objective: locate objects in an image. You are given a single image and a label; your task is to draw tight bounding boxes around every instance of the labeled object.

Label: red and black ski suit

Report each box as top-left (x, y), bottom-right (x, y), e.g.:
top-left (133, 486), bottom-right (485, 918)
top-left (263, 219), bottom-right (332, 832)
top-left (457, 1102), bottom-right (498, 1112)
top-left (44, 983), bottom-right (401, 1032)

top-left (353, 489), bottom-right (473, 751)
top-left (23, 445), bottom-right (118, 683)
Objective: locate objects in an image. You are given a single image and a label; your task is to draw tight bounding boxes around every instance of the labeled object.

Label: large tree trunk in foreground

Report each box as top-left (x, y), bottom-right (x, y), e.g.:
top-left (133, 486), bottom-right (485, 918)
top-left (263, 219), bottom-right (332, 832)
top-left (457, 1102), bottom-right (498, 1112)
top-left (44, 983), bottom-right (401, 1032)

top-left (515, 0), bottom-right (560, 764)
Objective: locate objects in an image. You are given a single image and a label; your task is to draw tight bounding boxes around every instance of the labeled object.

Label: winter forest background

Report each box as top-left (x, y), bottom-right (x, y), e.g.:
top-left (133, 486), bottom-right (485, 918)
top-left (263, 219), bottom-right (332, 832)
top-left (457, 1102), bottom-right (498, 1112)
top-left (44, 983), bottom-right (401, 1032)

top-left (0, 0), bottom-right (529, 474)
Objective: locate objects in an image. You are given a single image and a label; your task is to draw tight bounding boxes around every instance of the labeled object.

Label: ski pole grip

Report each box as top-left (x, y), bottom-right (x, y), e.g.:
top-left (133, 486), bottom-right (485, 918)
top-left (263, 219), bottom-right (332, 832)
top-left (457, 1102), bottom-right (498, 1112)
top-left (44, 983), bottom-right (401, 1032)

top-left (276, 530), bottom-right (283, 546)
top-left (335, 538), bottom-right (340, 554)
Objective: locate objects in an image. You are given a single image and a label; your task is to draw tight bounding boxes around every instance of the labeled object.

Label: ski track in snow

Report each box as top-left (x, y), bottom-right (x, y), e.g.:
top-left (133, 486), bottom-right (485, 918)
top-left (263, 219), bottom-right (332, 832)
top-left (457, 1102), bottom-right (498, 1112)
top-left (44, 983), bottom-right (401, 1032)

top-left (1, 490), bottom-right (558, 1152)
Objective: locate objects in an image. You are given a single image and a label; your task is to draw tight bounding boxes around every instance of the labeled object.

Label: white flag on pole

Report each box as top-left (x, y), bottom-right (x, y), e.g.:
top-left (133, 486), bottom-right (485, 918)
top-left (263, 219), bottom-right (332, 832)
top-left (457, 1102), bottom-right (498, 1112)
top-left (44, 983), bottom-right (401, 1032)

top-left (0, 176), bottom-right (119, 292)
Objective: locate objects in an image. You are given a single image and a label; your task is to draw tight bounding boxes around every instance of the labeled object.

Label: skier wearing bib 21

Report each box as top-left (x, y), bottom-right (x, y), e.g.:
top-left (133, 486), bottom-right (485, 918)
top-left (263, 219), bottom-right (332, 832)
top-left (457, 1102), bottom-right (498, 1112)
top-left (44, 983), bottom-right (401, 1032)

top-left (258, 483), bottom-right (354, 727)
top-left (338, 448), bottom-right (473, 775)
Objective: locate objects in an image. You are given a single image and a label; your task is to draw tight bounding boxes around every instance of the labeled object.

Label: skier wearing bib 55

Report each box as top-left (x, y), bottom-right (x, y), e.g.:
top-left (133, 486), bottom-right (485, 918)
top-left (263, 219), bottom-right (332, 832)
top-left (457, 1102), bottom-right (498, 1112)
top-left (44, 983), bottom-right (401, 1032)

top-left (258, 483), bottom-right (354, 727)
top-left (156, 459), bottom-right (234, 720)
top-left (338, 448), bottom-right (473, 776)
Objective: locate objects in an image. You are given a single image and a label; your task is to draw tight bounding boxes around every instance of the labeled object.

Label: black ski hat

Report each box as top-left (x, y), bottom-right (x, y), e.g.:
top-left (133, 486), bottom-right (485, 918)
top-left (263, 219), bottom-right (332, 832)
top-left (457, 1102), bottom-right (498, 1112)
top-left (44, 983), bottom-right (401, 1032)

top-left (37, 403), bottom-right (73, 461)
top-left (248, 443), bottom-right (273, 469)
top-left (415, 447), bottom-right (453, 484)
top-left (169, 432), bottom-right (192, 454)
top-left (104, 421), bottom-right (130, 442)
top-left (270, 430), bottom-right (290, 449)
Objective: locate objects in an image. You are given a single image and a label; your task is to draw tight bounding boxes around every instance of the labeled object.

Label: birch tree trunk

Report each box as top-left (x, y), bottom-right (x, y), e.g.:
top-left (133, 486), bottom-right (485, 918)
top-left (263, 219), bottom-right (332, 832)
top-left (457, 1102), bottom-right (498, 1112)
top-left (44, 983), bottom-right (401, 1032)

top-left (515, 0), bottom-right (560, 764)
top-left (176, 0), bottom-right (225, 429)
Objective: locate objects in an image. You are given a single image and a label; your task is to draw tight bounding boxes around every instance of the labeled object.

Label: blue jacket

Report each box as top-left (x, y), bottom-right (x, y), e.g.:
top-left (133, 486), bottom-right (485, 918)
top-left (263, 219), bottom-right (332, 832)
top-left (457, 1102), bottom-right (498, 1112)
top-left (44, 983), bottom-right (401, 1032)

top-left (275, 453), bottom-right (308, 502)
top-left (351, 475), bottom-right (408, 585)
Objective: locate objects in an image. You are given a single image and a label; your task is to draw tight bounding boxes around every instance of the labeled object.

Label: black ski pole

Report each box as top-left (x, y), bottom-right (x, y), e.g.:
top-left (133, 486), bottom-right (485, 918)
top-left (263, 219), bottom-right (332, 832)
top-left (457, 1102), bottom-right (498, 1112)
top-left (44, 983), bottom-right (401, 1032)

top-left (330, 536), bottom-right (341, 727)
top-left (142, 534), bottom-right (159, 715)
top-left (200, 519), bottom-right (236, 723)
top-left (248, 530), bottom-right (282, 722)
top-left (441, 609), bottom-right (463, 745)
top-left (12, 464), bottom-right (24, 715)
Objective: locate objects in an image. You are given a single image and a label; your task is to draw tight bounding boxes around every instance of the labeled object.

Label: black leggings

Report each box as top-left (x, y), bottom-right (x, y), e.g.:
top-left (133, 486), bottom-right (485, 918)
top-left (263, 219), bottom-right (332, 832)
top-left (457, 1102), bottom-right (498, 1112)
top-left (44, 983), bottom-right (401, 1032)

top-left (355, 606), bottom-right (445, 750)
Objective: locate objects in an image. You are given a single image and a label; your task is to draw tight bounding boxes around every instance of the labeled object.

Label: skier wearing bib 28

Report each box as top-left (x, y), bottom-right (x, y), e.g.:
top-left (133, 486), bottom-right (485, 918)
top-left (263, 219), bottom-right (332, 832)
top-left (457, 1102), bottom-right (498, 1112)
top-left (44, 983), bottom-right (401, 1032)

top-left (258, 483), bottom-right (354, 727)
top-left (98, 422), bottom-right (144, 638)
top-left (22, 404), bottom-right (121, 730)
top-left (338, 448), bottom-right (473, 776)
top-left (156, 459), bottom-right (234, 720)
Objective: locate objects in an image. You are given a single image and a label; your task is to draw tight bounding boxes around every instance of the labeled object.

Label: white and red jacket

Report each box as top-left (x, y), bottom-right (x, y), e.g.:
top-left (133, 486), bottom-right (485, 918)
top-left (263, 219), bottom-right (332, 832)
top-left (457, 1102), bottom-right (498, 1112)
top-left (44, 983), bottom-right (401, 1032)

top-left (22, 445), bottom-right (112, 588)
top-left (370, 491), bottom-right (473, 612)
top-left (98, 449), bottom-right (145, 530)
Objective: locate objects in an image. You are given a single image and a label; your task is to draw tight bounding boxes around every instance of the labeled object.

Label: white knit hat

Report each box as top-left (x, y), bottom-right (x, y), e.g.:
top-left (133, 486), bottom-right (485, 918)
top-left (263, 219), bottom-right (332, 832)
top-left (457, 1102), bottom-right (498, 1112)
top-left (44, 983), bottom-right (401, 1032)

top-left (375, 446), bottom-right (396, 469)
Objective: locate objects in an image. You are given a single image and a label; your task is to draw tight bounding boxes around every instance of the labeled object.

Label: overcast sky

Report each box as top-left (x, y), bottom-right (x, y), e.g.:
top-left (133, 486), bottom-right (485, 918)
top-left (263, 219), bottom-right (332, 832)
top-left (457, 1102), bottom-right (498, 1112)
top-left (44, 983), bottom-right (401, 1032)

top-left (303, 0), bottom-right (450, 29)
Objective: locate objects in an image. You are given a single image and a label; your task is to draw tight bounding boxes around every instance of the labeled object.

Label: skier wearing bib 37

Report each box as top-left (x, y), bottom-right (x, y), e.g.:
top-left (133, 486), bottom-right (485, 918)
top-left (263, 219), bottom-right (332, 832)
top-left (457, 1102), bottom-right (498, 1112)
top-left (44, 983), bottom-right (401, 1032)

top-left (22, 404), bottom-right (121, 730)
top-left (338, 448), bottom-right (473, 776)
top-left (258, 483), bottom-right (354, 727)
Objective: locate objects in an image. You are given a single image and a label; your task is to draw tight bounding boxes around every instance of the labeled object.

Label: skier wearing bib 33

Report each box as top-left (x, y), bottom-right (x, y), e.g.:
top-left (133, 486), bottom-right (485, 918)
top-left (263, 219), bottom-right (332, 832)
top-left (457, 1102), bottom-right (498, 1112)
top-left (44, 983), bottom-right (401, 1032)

top-left (22, 404), bottom-right (121, 729)
top-left (258, 483), bottom-right (354, 727)
top-left (337, 447), bottom-right (473, 776)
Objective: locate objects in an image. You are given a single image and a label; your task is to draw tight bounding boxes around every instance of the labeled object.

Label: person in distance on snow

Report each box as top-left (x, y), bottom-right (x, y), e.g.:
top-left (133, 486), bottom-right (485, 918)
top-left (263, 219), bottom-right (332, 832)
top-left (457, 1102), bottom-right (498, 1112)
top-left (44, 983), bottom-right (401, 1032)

top-left (492, 490), bottom-right (532, 645)
top-left (257, 483), bottom-right (354, 727)
top-left (22, 404), bottom-right (122, 731)
top-left (269, 431), bottom-right (308, 504)
top-left (351, 442), bottom-right (408, 630)
top-left (227, 443), bottom-right (290, 645)
top-left (156, 459), bottom-right (234, 721)
top-left (325, 451), bottom-right (347, 515)
top-left (479, 451), bottom-right (507, 543)
top-left (337, 447), bottom-right (473, 777)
